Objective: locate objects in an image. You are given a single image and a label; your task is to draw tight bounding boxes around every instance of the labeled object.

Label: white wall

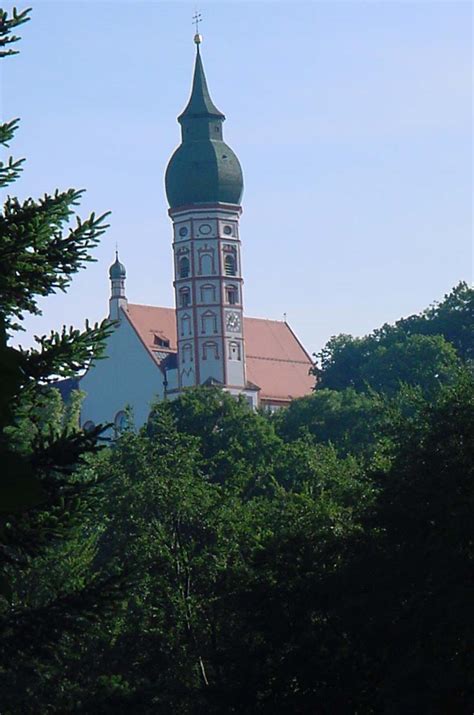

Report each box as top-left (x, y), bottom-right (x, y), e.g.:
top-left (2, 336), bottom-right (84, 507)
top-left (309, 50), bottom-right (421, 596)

top-left (80, 311), bottom-right (165, 429)
top-left (226, 343), bottom-right (245, 385)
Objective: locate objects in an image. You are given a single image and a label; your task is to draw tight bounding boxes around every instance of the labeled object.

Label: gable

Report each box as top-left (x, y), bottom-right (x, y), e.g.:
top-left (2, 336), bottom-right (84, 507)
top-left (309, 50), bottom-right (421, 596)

top-left (80, 307), bottom-right (165, 427)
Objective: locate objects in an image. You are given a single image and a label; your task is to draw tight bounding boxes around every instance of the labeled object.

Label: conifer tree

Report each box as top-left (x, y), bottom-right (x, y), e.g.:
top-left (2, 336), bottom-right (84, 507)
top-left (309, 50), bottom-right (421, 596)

top-left (0, 5), bottom-right (110, 527)
top-left (0, 11), bottom-right (124, 705)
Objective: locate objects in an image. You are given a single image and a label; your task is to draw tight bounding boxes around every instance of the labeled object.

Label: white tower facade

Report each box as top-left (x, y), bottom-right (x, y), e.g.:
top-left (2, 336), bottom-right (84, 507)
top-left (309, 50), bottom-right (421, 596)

top-left (171, 203), bottom-right (246, 391)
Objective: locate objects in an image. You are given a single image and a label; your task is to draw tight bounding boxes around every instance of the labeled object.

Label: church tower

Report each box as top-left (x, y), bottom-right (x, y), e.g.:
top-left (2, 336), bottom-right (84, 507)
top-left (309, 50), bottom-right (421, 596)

top-left (165, 34), bottom-right (250, 396)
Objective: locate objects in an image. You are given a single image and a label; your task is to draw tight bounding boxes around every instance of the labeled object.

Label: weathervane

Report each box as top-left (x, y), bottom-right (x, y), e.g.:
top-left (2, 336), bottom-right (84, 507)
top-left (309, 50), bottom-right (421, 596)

top-left (193, 10), bottom-right (202, 44)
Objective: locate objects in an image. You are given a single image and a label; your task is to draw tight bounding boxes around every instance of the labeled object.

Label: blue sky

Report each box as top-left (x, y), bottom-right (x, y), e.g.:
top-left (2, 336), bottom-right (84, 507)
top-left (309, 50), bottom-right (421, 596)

top-left (2, 0), bottom-right (472, 355)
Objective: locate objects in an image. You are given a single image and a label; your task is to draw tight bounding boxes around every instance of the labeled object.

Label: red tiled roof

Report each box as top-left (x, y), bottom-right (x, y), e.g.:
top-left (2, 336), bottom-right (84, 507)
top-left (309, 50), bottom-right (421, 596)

top-left (126, 304), bottom-right (177, 353)
top-left (125, 304), bottom-right (314, 403)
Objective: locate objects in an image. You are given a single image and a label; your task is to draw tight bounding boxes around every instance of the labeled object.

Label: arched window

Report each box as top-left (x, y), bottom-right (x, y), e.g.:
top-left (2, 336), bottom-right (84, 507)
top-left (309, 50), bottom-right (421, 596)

top-left (201, 311), bottom-right (217, 334)
top-left (179, 287), bottom-right (191, 307)
top-left (181, 313), bottom-right (191, 336)
top-left (201, 284), bottom-right (216, 304)
top-left (182, 343), bottom-right (193, 363)
top-left (226, 285), bottom-right (238, 304)
top-left (202, 341), bottom-right (219, 360)
top-left (224, 254), bottom-right (236, 276)
top-left (179, 256), bottom-right (190, 278)
top-left (200, 252), bottom-right (214, 275)
top-left (229, 341), bottom-right (241, 361)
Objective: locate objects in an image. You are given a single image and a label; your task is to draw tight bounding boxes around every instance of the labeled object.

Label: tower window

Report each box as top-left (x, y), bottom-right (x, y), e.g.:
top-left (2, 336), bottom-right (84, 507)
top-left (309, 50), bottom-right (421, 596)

top-left (182, 343), bottom-right (193, 363)
top-left (199, 252), bottom-right (214, 275)
top-left (224, 254), bottom-right (236, 276)
top-left (202, 311), bottom-right (217, 334)
top-left (181, 313), bottom-right (191, 336)
top-left (179, 287), bottom-right (191, 307)
top-left (203, 341), bottom-right (219, 360)
top-left (201, 284), bottom-right (216, 303)
top-left (179, 256), bottom-right (190, 278)
top-left (226, 285), bottom-right (238, 304)
top-left (229, 341), bottom-right (241, 361)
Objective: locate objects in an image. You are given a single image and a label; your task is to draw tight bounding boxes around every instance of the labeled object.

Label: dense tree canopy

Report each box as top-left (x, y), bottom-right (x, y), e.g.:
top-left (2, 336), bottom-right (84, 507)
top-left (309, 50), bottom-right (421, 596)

top-left (2, 365), bottom-right (471, 712)
top-left (313, 282), bottom-right (472, 392)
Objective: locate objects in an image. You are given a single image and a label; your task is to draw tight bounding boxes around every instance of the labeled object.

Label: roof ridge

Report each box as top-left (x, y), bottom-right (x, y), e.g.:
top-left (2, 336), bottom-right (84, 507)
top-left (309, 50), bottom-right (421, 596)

top-left (127, 303), bottom-right (175, 310)
top-left (128, 304), bottom-right (289, 325)
top-left (246, 354), bottom-right (312, 365)
top-left (245, 316), bottom-right (287, 323)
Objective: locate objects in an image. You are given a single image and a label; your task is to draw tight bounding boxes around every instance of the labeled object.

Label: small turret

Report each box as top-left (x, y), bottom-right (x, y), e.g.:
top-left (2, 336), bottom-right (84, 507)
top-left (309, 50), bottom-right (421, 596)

top-left (109, 251), bottom-right (127, 320)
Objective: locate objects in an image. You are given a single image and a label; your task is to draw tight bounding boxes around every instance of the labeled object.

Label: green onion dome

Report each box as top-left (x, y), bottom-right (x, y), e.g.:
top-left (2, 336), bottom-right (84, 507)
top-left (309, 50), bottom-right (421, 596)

top-left (109, 252), bottom-right (126, 279)
top-left (165, 44), bottom-right (243, 210)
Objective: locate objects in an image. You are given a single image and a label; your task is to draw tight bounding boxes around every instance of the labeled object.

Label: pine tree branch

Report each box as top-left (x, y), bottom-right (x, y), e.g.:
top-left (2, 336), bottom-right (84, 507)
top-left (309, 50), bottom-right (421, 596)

top-left (21, 320), bottom-right (113, 381)
top-left (0, 7), bottom-right (31, 58)
top-left (0, 119), bottom-right (24, 188)
top-left (0, 191), bottom-right (110, 326)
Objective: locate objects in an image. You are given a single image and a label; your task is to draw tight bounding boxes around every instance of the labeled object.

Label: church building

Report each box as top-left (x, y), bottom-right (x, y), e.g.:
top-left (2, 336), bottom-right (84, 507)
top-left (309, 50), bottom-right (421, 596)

top-left (79, 34), bottom-right (314, 430)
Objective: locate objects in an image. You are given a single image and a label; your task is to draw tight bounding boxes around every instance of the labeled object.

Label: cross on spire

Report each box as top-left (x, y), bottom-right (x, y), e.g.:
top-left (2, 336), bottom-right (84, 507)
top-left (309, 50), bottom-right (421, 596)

top-left (192, 11), bottom-right (202, 35)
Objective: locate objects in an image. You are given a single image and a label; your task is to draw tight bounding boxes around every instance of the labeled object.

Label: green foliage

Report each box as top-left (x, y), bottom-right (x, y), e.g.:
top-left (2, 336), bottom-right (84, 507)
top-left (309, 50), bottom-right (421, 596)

top-left (0, 7), bottom-right (111, 509)
top-left (0, 9), bottom-right (30, 188)
top-left (157, 388), bottom-right (281, 490)
top-left (340, 370), bottom-right (474, 713)
top-left (0, 191), bottom-right (109, 331)
top-left (386, 280), bottom-right (474, 361)
top-left (62, 394), bottom-right (372, 713)
top-left (273, 387), bottom-right (388, 458)
top-left (0, 6), bottom-right (30, 58)
top-left (315, 282), bottom-right (471, 393)
top-left (0, 10), bottom-right (125, 710)
top-left (1, 372), bottom-right (471, 712)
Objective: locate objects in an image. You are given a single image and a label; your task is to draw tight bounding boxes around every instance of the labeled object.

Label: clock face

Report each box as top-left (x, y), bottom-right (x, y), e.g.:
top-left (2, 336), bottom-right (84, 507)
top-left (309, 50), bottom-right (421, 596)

top-left (226, 311), bottom-right (241, 332)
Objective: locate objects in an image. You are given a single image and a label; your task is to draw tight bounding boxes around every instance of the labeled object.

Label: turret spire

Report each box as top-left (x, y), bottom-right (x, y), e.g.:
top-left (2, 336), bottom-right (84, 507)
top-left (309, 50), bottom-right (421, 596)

top-left (165, 36), bottom-right (243, 209)
top-left (109, 251), bottom-right (127, 320)
top-left (178, 38), bottom-right (225, 123)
